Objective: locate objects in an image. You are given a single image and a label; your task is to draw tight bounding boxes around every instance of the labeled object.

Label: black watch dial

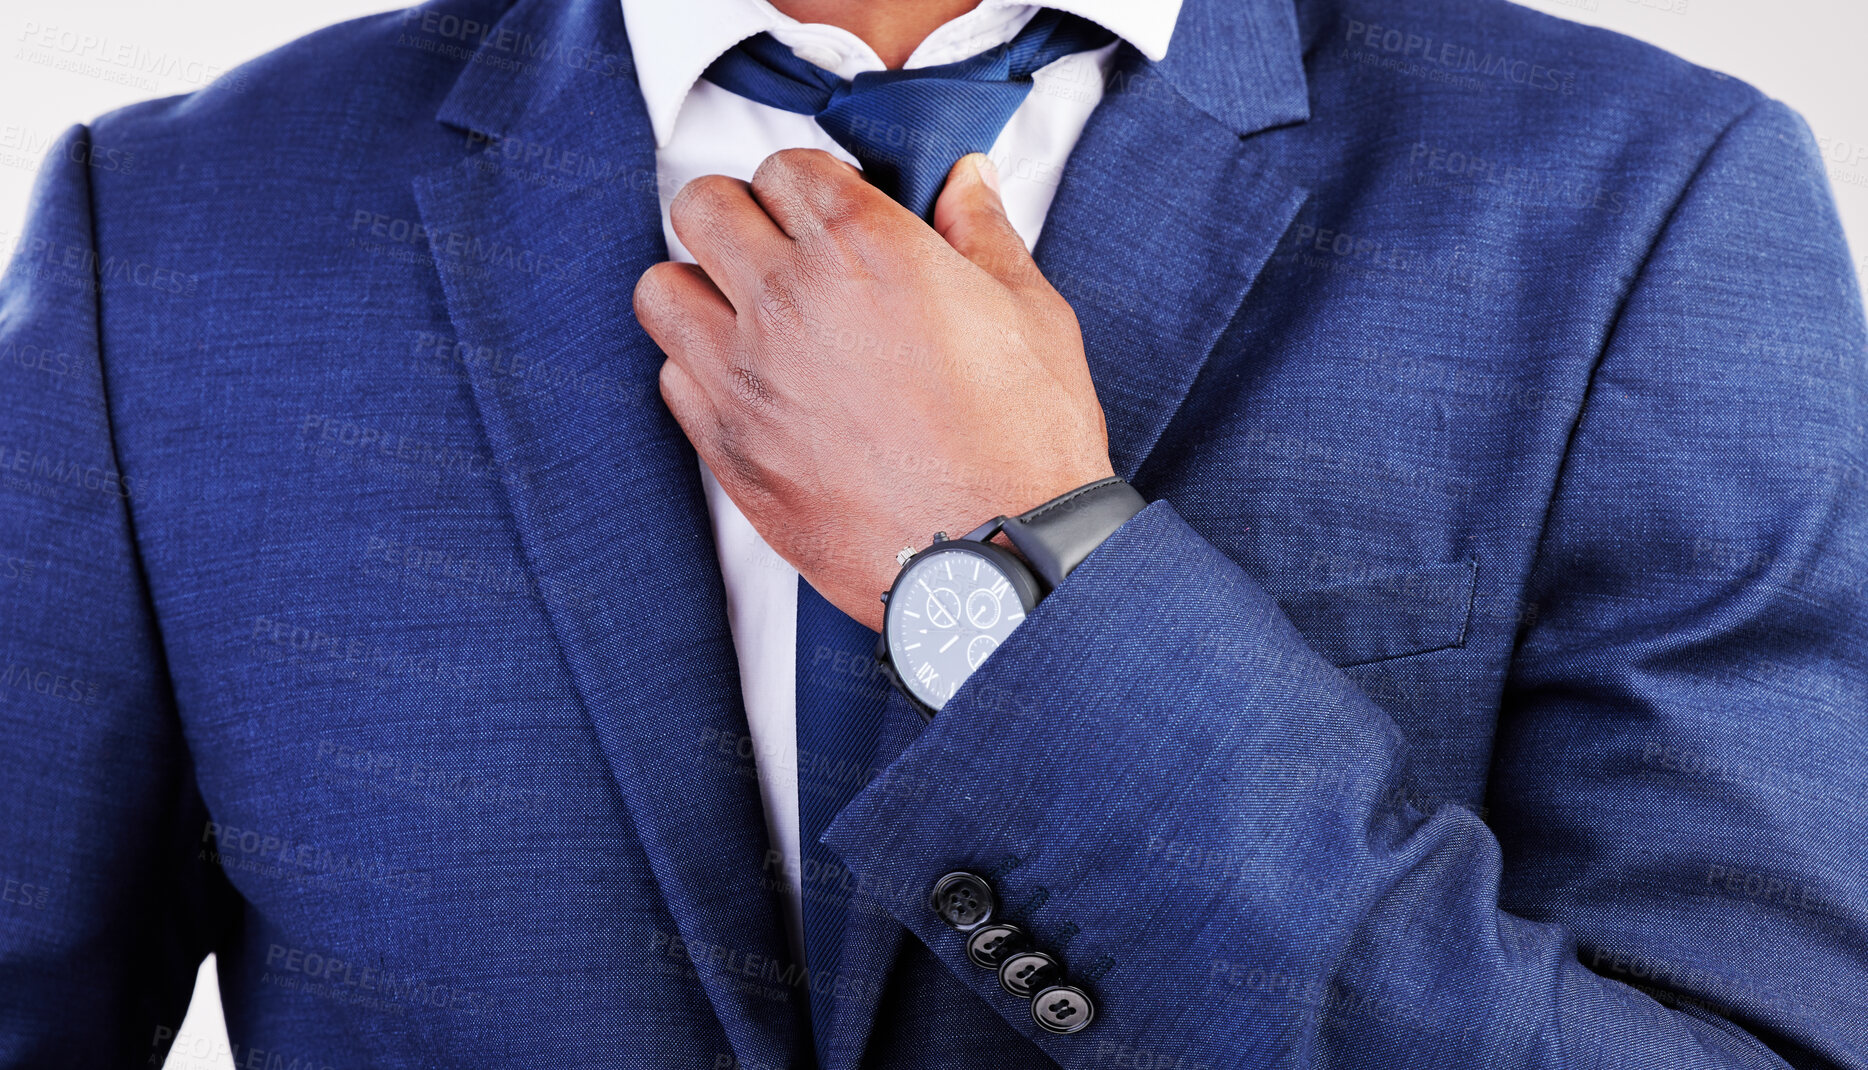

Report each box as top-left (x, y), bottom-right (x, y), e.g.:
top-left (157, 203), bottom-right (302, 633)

top-left (884, 543), bottom-right (1036, 712)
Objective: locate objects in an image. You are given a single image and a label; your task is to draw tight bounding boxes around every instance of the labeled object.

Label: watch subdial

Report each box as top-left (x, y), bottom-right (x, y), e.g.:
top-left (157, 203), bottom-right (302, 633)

top-left (924, 586), bottom-right (962, 629)
top-left (965, 588), bottom-right (1002, 630)
top-left (966, 633), bottom-right (999, 670)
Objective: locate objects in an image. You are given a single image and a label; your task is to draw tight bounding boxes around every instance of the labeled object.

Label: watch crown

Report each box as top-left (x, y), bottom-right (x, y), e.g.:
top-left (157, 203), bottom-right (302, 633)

top-left (896, 546), bottom-right (916, 567)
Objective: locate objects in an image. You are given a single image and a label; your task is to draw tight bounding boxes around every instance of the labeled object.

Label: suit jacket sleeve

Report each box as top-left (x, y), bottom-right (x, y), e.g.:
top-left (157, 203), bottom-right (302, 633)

top-left (0, 126), bottom-right (228, 1066)
top-left (826, 98), bottom-right (1868, 1068)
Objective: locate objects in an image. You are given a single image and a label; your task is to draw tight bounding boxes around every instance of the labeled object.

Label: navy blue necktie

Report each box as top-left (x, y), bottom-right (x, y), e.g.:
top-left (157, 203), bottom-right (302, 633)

top-left (792, 581), bottom-right (891, 1065)
top-left (704, 9), bottom-right (1114, 218)
top-left (729, 11), bottom-right (1114, 1064)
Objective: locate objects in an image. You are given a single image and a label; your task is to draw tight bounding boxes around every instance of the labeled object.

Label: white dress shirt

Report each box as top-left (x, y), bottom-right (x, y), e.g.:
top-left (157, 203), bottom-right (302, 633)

top-left (617, 0), bottom-right (1180, 963)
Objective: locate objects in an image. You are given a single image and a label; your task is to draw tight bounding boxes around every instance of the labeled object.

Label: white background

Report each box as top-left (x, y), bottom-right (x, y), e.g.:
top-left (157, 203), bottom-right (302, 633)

top-left (1, 1), bottom-right (1863, 1067)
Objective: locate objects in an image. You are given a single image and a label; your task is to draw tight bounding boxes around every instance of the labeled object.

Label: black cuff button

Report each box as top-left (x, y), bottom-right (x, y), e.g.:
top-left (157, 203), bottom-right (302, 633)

top-left (964, 922), bottom-right (1027, 969)
top-left (928, 871), bottom-right (995, 931)
top-left (1031, 984), bottom-right (1095, 1034)
top-left (997, 949), bottom-right (1061, 997)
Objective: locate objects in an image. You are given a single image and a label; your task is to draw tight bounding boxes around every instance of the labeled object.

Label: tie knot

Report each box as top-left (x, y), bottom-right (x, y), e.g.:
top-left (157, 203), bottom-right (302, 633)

top-left (703, 9), bottom-right (1114, 217)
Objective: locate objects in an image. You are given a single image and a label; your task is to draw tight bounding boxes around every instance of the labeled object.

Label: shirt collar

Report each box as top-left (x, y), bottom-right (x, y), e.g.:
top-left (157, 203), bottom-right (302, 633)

top-left (618, 0), bottom-right (1184, 148)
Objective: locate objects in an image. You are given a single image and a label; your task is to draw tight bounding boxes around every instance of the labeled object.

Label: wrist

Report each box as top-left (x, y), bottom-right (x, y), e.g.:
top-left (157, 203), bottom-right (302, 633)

top-left (877, 477), bottom-right (1148, 718)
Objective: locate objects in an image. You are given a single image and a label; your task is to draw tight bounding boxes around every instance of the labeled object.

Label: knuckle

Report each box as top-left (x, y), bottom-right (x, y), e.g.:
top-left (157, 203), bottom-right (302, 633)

top-left (728, 366), bottom-right (775, 410)
top-left (753, 148), bottom-right (801, 184)
top-left (753, 269), bottom-right (806, 336)
top-left (656, 359), bottom-right (688, 405)
top-left (997, 248), bottom-right (1046, 290)
top-left (758, 149), bottom-right (881, 240)
top-left (750, 149), bottom-right (825, 211)
top-left (750, 153), bottom-right (814, 227)
top-left (671, 174), bottom-right (738, 224)
top-left (1038, 290), bottom-right (1078, 329)
top-left (816, 180), bottom-right (877, 232)
top-left (637, 269), bottom-right (728, 358)
top-left (632, 262), bottom-right (679, 311)
top-left (709, 415), bottom-right (766, 488)
top-left (658, 362), bottom-right (710, 430)
top-left (756, 147), bottom-right (833, 186)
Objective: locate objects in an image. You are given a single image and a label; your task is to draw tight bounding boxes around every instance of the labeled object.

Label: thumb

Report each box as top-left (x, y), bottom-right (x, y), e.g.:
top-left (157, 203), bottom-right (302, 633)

top-left (932, 154), bottom-right (1041, 289)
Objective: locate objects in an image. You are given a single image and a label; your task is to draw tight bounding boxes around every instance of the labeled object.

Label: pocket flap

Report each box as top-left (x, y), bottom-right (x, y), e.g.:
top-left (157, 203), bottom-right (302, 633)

top-left (1270, 559), bottom-right (1478, 667)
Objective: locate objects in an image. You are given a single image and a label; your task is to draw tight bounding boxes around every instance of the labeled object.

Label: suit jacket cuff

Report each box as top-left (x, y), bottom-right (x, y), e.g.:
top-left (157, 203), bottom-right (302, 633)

top-left (824, 499), bottom-right (1328, 1060)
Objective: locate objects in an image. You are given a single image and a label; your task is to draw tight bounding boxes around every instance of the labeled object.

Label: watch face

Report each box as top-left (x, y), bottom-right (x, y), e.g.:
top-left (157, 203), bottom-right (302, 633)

top-left (886, 545), bottom-right (1031, 712)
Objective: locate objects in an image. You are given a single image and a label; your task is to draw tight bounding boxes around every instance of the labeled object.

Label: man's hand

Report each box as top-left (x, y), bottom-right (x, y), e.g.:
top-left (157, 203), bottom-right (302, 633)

top-left (634, 149), bottom-right (1114, 631)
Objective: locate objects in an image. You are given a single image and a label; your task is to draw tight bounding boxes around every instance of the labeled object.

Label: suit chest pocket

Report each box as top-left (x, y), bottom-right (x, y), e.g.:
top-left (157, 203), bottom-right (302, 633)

top-left (1267, 559), bottom-right (1478, 667)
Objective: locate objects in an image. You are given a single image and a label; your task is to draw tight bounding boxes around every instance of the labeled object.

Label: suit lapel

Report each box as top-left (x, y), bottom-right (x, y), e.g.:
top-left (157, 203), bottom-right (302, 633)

top-left (826, 2), bottom-right (1311, 1064)
top-left (1037, 13), bottom-right (1310, 482)
top-left (411, 1), bottom-right (800, 1067)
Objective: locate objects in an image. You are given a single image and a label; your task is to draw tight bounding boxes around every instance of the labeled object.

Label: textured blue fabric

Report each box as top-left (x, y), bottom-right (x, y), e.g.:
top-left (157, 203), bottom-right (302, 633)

top-left (0, 0), bottom-right (1865, 1067)
top-left (703, 8), bottom-right (1113, 218)
top-left (795, 579), bottom-right (893, 1067)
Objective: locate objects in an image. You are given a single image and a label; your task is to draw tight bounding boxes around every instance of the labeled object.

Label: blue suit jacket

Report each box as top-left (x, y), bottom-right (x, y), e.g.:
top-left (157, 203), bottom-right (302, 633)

top-left (2, 0), bottom-right (1864, 1066)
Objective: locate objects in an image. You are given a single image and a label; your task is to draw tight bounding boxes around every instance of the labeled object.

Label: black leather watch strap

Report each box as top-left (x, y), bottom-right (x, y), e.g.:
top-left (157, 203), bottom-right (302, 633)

top-left (999, 477), bottom-right (1147, 591)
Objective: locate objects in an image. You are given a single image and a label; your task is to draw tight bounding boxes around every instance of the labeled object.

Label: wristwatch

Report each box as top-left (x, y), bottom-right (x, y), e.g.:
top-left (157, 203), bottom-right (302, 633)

top-left (877, 476), bottom-right (1147, 718)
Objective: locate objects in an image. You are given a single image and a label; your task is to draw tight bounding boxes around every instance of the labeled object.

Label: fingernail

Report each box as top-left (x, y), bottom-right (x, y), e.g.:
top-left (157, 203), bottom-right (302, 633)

top-left (973, 153), bottom-right (1001, 194)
